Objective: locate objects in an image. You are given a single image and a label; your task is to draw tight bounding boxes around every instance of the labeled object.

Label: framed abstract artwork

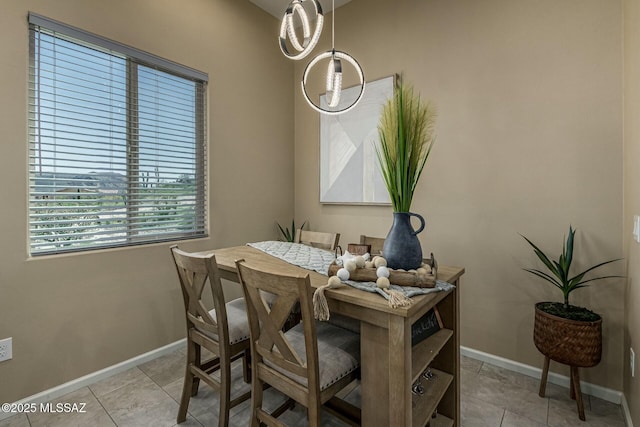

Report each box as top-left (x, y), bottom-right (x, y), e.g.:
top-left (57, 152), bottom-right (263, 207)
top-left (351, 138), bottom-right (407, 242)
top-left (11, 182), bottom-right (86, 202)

top-left (319, 75), bottom-right (395, 205)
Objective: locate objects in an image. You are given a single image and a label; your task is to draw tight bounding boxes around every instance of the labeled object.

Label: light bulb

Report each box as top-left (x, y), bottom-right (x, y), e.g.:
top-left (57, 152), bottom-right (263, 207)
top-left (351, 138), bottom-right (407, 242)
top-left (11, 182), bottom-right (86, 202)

top-left (285, 2), bottom-right (311, 52)
top-left (326, 57), bottom-right (342, 108)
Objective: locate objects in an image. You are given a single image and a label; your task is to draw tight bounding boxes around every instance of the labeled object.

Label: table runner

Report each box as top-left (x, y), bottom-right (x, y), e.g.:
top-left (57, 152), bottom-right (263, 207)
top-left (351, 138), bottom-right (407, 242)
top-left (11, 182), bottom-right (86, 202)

top-left (247, 241), bottom-right (455, 318)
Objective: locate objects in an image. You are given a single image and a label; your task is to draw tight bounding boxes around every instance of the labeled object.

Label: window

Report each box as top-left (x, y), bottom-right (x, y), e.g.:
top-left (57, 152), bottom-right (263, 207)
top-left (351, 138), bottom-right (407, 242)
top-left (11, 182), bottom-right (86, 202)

top-left (28, 13), bottom-right (207, 255)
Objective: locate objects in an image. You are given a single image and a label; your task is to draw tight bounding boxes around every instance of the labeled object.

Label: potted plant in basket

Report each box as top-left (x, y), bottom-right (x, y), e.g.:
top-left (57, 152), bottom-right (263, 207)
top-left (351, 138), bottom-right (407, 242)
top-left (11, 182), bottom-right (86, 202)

top-left (521, 225), bottom-right (622, 420)
top-left (376, 80), bottom-right (437, 270)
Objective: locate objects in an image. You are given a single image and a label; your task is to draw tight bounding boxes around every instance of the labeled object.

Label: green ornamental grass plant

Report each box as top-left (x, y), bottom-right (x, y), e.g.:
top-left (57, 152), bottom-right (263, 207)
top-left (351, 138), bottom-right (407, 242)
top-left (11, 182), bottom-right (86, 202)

top-left (376, 81), bottom-right (437, 212)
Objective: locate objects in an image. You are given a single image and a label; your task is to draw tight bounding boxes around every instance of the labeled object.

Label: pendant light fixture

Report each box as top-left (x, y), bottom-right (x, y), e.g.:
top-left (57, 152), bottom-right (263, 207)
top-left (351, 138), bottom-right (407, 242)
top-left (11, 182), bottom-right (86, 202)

top-left (279, 0), bottom-right (324, 60)
top-left (301, 0), bottom-right (365, 115)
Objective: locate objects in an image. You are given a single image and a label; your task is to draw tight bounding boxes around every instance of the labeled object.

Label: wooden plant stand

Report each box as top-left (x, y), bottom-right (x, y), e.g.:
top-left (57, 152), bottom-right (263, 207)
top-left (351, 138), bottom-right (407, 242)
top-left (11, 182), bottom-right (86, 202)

top-left (533, 303), bottom-right (602, 421)
top-left (538, 356), bottom-right (588, 420)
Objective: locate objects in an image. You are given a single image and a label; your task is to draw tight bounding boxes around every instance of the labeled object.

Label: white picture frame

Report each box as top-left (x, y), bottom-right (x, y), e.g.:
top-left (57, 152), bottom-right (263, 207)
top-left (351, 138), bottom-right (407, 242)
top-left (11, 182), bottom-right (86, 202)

top-left (319, 75), bottom-right (395, 205)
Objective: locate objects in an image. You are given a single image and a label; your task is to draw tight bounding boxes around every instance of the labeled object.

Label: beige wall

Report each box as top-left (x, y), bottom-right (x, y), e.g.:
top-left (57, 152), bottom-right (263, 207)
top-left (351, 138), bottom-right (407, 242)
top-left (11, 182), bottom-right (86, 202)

top-left (0, 0), bottom-right (631, 414)
top-left (0, 0), bottom-right (293, 403)
top-left (624, 0), bottom-right (640, 422)
top-left (294, 0), bottom-right (625, 391)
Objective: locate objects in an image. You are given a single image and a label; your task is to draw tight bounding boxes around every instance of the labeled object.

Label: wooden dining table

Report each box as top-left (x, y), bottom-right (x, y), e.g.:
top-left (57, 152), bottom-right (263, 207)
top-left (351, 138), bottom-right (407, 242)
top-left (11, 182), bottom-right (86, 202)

top-left (206, 245), bottom-right (465, 427)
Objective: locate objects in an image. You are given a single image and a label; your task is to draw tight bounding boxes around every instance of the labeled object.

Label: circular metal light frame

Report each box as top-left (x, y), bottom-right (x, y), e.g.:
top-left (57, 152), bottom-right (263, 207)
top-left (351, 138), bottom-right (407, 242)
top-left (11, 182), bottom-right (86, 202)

top-left (302, 50), bottom-right (366, 115)
top-left (279, 0), bottom-right (324, 60)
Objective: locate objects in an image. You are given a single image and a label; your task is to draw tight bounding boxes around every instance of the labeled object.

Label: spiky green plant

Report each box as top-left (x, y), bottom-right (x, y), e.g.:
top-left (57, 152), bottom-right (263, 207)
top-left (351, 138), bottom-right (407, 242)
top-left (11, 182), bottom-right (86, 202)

top-left (522, 226), bottom-right (622, 309)
top-left (277, 219), bottom-right (306, 242)
top-left (376, 81), bottom-right (437, 212)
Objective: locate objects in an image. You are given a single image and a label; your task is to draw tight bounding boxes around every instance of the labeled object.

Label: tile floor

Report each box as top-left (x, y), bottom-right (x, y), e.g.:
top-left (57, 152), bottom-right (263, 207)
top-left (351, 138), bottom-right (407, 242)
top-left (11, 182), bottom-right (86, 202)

top-left (0, 346), bottom-right (627, 427)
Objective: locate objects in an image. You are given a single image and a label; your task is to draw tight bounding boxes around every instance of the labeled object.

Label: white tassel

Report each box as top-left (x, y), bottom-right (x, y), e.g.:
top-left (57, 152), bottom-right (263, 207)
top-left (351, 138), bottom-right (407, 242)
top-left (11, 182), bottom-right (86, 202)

top-left (386, 289), bottom-right (412, 308)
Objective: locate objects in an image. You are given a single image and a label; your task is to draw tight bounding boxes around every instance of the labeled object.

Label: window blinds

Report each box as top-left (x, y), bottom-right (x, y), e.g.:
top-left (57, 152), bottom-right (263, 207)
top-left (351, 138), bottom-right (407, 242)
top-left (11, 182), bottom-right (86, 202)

top-left (28, 13), bottom-right (208, 255)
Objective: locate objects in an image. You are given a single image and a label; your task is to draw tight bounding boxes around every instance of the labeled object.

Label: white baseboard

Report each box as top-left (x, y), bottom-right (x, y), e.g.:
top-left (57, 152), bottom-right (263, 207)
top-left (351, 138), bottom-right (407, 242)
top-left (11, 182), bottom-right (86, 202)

top-left (0, 339), bottom-right (186, 422)
top-left (621, 393), bottom-right (634, 427)
top-left (461, 346), bottom-right (622, 404)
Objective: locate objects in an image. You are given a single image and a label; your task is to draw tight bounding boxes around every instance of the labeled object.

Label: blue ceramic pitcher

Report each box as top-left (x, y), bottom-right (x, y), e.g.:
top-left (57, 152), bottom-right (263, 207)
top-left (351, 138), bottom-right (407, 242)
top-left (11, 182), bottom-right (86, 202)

top-left (382, 212), bottom-right (425, 270)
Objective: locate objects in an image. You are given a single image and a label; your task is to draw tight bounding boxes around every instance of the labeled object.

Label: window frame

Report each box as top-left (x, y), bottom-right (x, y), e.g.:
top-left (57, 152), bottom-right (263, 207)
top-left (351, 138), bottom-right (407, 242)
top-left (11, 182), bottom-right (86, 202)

top-left (28, 13), bottom-right (208, 256)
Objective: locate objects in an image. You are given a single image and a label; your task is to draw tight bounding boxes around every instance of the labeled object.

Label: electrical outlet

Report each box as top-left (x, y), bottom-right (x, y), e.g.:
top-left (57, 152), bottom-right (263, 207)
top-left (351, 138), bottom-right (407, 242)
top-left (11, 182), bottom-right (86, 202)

top-left (632, 347), bottom-right (636, 378)
top-left (0, 337), bottom-right (12, 362)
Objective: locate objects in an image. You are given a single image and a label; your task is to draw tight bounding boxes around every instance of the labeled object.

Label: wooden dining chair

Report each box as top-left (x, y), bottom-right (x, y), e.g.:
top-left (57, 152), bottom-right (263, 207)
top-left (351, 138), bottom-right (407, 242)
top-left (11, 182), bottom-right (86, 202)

top-left (170, 245), bottom-right (251, 426)
top-left (236, 259), bottom-right (361, 427)
top-left (294, 229), bottom-right (340, 251)
top-left (359, 235), bottom-right (385, 256)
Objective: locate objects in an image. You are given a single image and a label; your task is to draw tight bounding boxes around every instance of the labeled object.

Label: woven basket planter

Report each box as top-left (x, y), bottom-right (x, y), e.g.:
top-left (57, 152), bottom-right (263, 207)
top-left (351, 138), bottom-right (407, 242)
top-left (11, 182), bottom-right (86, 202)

top-left (533, 302), bottom-right (602, 368)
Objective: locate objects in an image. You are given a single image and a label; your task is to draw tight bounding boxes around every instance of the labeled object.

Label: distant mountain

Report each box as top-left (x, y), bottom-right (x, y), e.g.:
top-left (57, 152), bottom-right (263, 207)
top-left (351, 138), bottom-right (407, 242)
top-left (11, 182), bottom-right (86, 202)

top-left (33, 171), bottom-right (127, 193)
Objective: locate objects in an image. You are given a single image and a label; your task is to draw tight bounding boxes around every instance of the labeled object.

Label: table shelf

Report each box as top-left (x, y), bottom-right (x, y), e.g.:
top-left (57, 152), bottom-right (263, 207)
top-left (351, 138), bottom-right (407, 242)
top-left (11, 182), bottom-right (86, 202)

top-left (410, 287), bottom-right (458, 426)
top-left (411, 328), bottom-right (454, 384)
top-left (411, 368), bottom-right (453, 427)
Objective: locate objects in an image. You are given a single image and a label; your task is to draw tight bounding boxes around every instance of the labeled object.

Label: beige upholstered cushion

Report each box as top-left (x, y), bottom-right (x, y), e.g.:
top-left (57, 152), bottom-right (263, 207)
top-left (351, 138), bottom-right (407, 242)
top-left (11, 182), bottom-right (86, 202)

top-left (203, 298), bottom-right (250, 345)
top-left (266, 321), bottom-right (360, 391)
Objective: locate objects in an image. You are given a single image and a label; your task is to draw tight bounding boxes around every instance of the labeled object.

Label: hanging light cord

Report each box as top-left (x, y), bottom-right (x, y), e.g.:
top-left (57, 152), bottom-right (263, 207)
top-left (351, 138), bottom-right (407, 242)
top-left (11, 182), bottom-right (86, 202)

top-left (331, 0), bottom-right (335, 50)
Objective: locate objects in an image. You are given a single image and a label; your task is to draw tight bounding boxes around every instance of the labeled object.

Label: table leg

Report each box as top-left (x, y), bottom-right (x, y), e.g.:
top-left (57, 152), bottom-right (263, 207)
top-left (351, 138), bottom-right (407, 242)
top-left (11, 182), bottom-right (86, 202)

top-left (360, 316), bottom-right (411, 427)
top-left (389, 315), bottom-right (412, 425)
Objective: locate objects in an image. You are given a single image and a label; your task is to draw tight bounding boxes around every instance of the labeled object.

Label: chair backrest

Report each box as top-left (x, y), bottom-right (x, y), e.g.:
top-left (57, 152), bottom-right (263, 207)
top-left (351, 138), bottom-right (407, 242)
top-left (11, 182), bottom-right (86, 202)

top-left (294, 229), bottom-right (340, 251)
top-left (359, 235), bottom-right (385, 256)
top-left (170, 245), bottom-right (230, 346)
top-left (236, 260), bottom-right (321, 393)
